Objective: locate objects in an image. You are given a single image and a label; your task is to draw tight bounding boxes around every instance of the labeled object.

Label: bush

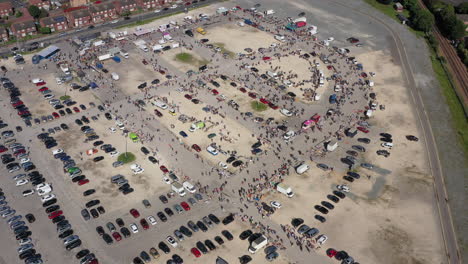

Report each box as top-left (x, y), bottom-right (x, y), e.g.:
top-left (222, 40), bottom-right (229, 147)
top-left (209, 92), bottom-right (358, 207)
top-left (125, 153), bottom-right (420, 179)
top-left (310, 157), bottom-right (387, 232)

top-left (411, 9), bottom-right (435, 32)
top-left (39, 27), bottom-right (51, 34)
top-left (426, 33), bottom-right (438, 51)
top-left (118, 152), bottom-right (136, 164)
top-left (59, 95), bottom-right (70, 101)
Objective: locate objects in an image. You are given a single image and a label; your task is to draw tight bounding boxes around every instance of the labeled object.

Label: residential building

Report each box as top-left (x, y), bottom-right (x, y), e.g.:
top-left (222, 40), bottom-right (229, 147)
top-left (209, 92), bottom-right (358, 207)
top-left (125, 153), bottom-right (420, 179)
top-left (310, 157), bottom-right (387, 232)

top-left (40, 14), bottom-right (68, 32)
top-left (28, 0), bottom-right (51, 10)
top-left (89, 1), bottom-right (117, 23)
top-left (114, 0), bottom-right (137, 14)
top-left (0, 0), bottom-right (13, 17)
top-left (0, 27), bottom-right (9, 42)
top-left (138, 0), bottom-right (160, 10)
top-left (11, 20), bottom-right (37, 37)
top-left (66, 7), bottom-right (92, 27)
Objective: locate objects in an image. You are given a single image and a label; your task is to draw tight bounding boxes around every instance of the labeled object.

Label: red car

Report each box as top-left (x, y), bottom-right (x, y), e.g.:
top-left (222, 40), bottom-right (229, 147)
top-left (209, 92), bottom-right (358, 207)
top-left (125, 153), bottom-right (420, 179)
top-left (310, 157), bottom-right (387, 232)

top-left (48, 210), bottom-right (63, 219)
top-left (238, 87), bottom-right (247, 93)
top-left (0, 146), bottom-right (8, 153)
top-left (35, 81), bottom-right (46, 86)
top-left (52, 112), bottom-right (60, 119)
top-left (38, 87), bottom-right (48, 92)
top-left (140, 219), bottom-right (149, 230)
top-left (142, 59), bottom-right (148, 65)
top-left (191, 247), bottom-right (201, 258)
top-left (184, 94), bottom-right (193, 100)
top-left (262, 56), bottom-right (271, 61)
top-left (326, 248), bottom-right (337, 258)
top-left (259, 98), bottom-right (270, 104)
top-left (130, 209), bottom-right (140, 218)
top-left (154, 109), bottom-right (163, 117)
top-left (18, 110), bottom-right (30, 116)
top-left (191, 144), bottom-right (201, 152)
top-left (185, 1), bottom-right (191, 5)
top-left (78, 179), bottom-right (89, 186)
top-left (112, 232), bottom-right (122, 241)
top-left (361, 72), bottom-right (368, 78)
top-left (248, 92), bottom-right (257, 99)
top-left (211, 89), bottom-right (219, 95)
top-left (13, 149), bottom-right (26, 156)
top-left (357, 126), bottom-right (369, 133)
top-left (73, 107), bottom-right (80, 113)
top-left (180, 202), bottom-right (190, 211)
top-left (160, 166), bottom-right (169, 173)
top-left (268, 102), bottom-right (279, 110)
top-left (327, 65), bottom-right (334, 70)
top-left (12, 101), bottom-right (23, 107)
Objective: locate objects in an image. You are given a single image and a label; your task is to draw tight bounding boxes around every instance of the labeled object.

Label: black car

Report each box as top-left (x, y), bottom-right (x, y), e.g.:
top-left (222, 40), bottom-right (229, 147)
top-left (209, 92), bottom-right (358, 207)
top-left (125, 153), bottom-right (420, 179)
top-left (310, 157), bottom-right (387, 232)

top-left (380, 133), bottom-right (392, 138)
top-left (105, 113), bottom-right (112, 120)
top-left (72, 175), bottom-right (85, 183)
top-left (208, 214), bottom-right (220, 224)
top-left (214, 236), bottom-right (224, 245)
top-left (239, 230), bottom-right (253, 240)
top-left (196, 241), bottom-right (208, 254)
top-left (314, 205), bottom-right (329, 214)
top-left (232, 160), bottom-right (243, 167)
top-left (172, 254), bottom-right (183, 264)
top-left (347, 171), bottom-right (361, 179)
top-left (116, 218), bottom-right (125, 227)
top-left (226, 156), bottom-right (236, 163)
top-left (121, 227), bottom-right (131, 238)
top-left (93, 156), bottom-right (104, 162)
top-left (157, 212), bottom-right (167, 222)
top-left (222, 214), bottom-right (234, 225)
top-left (42, 198), bottom-right (57, 207)
top-left (76, 249), bottom-right (90, 259)
top-left (140, 251), bottom-right (151, 262)
top-left (83, 189), bottom-right (96, 196)
top-left (159, 195), bottom-right (168, 204)
top-left (381, 137), bottom-right (393, 143)
top-left (179, 225), bottom-right (193, 237)
top-left (75, 119), bottom-right (83, 126)
top-left (25, 214), bottom-right (35, 223)
top-left (315, 215), bottom-right (326, 223)
top-left (59, 229), bottom-right (74, 239)
top-left (52, 215), bottom-right (65, 224)
top-left (96, 226), bottom-right (105, 236)
top-left (45, 205), bottom-right (60, 214)
top-left (158, 242), bottom-right (170, 254)
top-left (151, 79), bottom-right (160, 85)
top-left (327, 194), bottom-right (340, 203)
top-left (148, 156), bottom-right (158, 164)
top-left (85, 199), bottom-right (100, 208)
top-left (141, 147), bottom-right (150, 155)
top-left (333, 190), bottom-right (346, 199)
top-left (133, 257), bottom-right (144, 264)
top-left (351, 145), bottom-right (366, 152)
top-left (90, 209), bottom-right (99, 218)
top-left (164, 208), bottom-right (174, 217)
top-left (291, 218), bottom-right (304, 228)
top-left (16, 231), bottom-right (32, 240)
top-left (97, 206), bottom-right (105, 214)
top-left (343, 176), bottom-right (354, 182)
top-left (204, 239), bottom-right (216, 250)
top-left (357, 138), bottom-right (370, 144)
top-left (210, 80), bottom-right (220, 87)
top-left (196, 221), bottom-right (208, 232)
top-left (102, 234), bottom-right (113, 244)
top-left (60, 123), bottom-right (69, 130)
top-left (321, 201), bottom-right (335, 210)
top-left (406, 135), bottom-right (419, 141)
top-left (239, 255), bottom-right (252, 264)
top-left (93, 140), bottom-right (104, 146)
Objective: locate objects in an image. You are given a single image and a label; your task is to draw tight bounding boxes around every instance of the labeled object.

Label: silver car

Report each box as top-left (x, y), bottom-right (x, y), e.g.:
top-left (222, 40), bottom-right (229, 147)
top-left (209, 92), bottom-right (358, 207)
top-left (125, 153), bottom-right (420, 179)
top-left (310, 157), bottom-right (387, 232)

top-left (63, 235), bottom-right (79, 245)
top-left (173, 204), bottom-right (183, 214)
top-left (17, 244), bottom-right (34, 254)
top-left (174, 230), bottom-right (184, 241)
top-left (10, 220), bottom-right (25, 229)
top-left (202, 216), bottom-right (213, 227)
top-left (2, 209), bottom-right (16, 218)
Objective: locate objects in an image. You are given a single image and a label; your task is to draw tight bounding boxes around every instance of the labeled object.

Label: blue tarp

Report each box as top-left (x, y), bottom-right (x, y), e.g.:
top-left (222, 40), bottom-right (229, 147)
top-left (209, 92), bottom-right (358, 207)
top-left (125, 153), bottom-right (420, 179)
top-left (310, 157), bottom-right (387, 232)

top-left (95, 63), bottom-right (103, 69)
top-left (89, 82), bottom-right (98, 88)
top-left (112, 56), bottom-right (121, 63)
top-left (244, 19), bottom-right (253, 25)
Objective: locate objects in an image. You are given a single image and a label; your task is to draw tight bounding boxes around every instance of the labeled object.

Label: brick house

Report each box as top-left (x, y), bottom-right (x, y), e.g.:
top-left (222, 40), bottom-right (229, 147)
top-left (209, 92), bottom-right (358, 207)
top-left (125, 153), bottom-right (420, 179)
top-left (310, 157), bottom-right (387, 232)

top-left (11, 20), bottom-right (37, 38)
top-left (66, 7), bottom-right (92, 27)
top-left (114, 0), bottom-right (137, 14)
top-left (89, 2), bottom-right (117, 23)
top-left (28, 0), bottom-right (51, 10)
top-left (0, 0), bottom-right (13, 18)
top-left (0, 27), bottom-right (9, 42)
top-left (137, 0), bottom-right (159, 10)
top-left (40, 14), bottom-right (68, 32)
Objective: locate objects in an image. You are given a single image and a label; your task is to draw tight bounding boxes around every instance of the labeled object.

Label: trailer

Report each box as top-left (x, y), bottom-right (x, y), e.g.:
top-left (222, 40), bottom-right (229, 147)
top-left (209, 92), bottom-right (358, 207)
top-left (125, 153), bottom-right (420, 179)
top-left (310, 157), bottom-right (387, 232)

top-left (98, 54), bottom-right (112, 61)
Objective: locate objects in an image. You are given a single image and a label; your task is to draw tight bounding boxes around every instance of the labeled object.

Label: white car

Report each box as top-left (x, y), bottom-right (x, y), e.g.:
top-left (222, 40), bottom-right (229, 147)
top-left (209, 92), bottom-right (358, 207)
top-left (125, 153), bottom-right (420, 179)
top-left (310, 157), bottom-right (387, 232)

top-left (18, 238), bottom-right (32, 246)
top-left (130, 223), bottom-right (139, 233)
top-left (41, 194), bottom-right (56, 202)
top-left (381, 142), bottom-right (393, 148)
top-left (270, 201), bottom-right (282, 209)
top-left (116, 121), bottom-right (125, 130)
top-left (154, 9), bottom-right (161, 13)
top-left (109, 151), bottom-right (120, 157)
top-left (20, 158), bottom-right (30, 164)
top-left (37, 188), bottom-right (51, 196)
top-left (166, 236), bottom-right (178, 247)
top-left (182, 181), bottom-right (196, 193)
top-left (148, 216), bottom-right (157, 225)
top-left (170, 4), bottom-right (177, 9)
top-left (43, 94), bottom-right (54, 99)
top-left (16, 179), bottom-right (28, 186)
top-left (283, 131), bottom-right (296, 141)
top-left (218, 162), bottom-right (228, 169)
top-left (22, 189), bottom-right (34, 197)
top-left (109, 127), bottom-right (117, 133)
top-left (130, 164), bottom-right (144, 174)
top-left (316, 234), bottom-right (328, 245)
top-left (280, 108), bottom-right (293, 117)
top-left (327, 37), bottom-right (334, 42)
top-left (162, 177), bottom-right (172, 184)
top-left (52, 149), bottom-right (63, 155)
top-left (336, 185), bottom-right (350, 192)
top-left (206, 146), bottom-right (218, 155)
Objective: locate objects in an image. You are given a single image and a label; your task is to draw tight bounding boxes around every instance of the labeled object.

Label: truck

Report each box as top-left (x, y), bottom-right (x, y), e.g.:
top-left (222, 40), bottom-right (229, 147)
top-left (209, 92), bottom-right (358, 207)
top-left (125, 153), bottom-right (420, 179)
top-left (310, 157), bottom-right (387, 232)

top-left (59, 63), bottom-right (70, 74)
top-left (276, 183), bottom-right (294, 198)
top-left (196, 27), bottom-right (206, 35)
top-left (171, 182), bottom-right (186, 197)
top-left (189, 121), bottom-right (205, 132)
top-left (248, 235), bottom-right (268, 253)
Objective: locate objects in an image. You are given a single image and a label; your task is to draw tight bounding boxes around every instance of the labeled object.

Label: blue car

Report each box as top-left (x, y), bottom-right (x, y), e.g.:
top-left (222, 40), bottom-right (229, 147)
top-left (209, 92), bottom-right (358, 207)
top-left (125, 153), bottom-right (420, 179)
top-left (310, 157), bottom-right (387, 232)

top-left (251, 148), bottom-right (263, 155)
top-left (179, 131), bottom-right (188, 138)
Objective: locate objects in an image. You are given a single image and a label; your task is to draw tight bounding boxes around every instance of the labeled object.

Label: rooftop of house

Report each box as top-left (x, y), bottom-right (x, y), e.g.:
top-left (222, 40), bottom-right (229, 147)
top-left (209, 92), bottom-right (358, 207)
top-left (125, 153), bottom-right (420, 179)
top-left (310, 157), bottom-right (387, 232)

top-left (89, 1), bottom-right (116, 13)
top-left (69, 8), bottom-right (91, 19)
top-left (41, 14), bottom-right (67, 25)
top-left (12, 20), bottom-right (36, 31)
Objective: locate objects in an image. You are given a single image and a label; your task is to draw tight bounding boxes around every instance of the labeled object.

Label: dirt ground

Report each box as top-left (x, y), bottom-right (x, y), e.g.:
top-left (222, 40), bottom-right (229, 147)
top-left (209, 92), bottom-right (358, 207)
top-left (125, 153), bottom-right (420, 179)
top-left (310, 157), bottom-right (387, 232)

top-left (195, 22), bottom-right (279, 54)
top-left (264, 50), bottom-right (444, 264)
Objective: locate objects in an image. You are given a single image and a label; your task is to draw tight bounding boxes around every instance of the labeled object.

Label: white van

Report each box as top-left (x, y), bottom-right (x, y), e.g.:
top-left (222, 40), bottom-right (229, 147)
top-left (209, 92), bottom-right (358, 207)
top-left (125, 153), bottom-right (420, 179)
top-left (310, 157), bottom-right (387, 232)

top-left (120, 50), bottom-right (129, 58)
top-left (267, 71), bottom-right (278, 79)
top-left (295, 163), bottom-right (310, 174)
top-left (152, 101), bottom-right (168, 109)
top-left (111, 72), bottom-right (119, 81)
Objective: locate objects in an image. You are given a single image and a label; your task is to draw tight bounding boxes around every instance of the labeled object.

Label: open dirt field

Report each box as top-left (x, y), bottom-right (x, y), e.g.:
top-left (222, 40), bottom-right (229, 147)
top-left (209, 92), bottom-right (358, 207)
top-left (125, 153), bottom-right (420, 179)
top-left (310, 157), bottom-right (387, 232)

top-left (196, 22), bottom-right (279, 54)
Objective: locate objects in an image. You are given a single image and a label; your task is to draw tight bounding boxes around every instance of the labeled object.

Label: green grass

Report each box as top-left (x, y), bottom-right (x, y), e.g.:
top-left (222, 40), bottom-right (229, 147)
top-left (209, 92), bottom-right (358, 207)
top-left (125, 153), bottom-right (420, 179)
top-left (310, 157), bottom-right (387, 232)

top-left (118, 152), bottom-right (136, 164)
top-left (59, 95), bottom-right (71, 101)
top-left (251, 101), bottom-right (268, 112)
top-left (429, 51), bottom-right (468, 157)
top-left (175, 52), bottom-right (194, 62)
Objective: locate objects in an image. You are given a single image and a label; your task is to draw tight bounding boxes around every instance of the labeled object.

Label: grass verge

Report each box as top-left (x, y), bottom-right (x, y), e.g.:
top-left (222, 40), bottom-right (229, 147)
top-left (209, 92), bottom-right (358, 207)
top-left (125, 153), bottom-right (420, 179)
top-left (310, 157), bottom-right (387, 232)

top-left (175, 52), bottom-right (194, 63)
top-left (118, 152), bottom-right (136, 163)
top-left (251, 101), bottom-right (268, 112)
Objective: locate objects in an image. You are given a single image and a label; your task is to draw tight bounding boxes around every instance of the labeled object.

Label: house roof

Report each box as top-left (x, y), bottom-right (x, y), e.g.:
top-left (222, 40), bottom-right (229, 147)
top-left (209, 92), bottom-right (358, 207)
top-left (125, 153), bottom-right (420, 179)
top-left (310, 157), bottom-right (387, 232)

top-left (40, 14), bottom-right (67, 26)
top-left (70, 9), bottom-right (91, 19)
top-left (0, 0), bottom-right (13, 10)
top-left (116, 0), bottom-right (136, 6)
top-left (0, 27), bottom-right (7, 34)
top-left (89, 2), bottom-right (116, 13)
top-left (12, 20), bottom-right (36, 31)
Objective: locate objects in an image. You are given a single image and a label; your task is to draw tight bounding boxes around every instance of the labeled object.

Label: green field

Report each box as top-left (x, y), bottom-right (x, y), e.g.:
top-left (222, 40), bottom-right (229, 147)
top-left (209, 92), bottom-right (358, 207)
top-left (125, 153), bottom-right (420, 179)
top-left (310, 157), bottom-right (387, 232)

top-left (251, 101), bottom-right (268, 112)
top-left (118, 152), bottom-right (136, 163)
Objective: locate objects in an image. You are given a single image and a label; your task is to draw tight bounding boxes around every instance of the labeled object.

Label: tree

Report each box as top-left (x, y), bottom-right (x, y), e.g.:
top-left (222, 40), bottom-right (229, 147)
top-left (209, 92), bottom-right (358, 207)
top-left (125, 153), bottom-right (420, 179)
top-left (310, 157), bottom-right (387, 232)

top-left (39, 27), bottom-right (51, 34)
top-left (28, 5), bottom-right (41, 19)
top-left (15, 11), bottom-right (22, 18)
top-left (426, 33), bottom-right (438, 51)
top-left (121, 10), bottom-right (131, 17)
top-left (455, 2), bottom-right (468, 14)
top-left (411, 9), bottom-right (435, 32)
